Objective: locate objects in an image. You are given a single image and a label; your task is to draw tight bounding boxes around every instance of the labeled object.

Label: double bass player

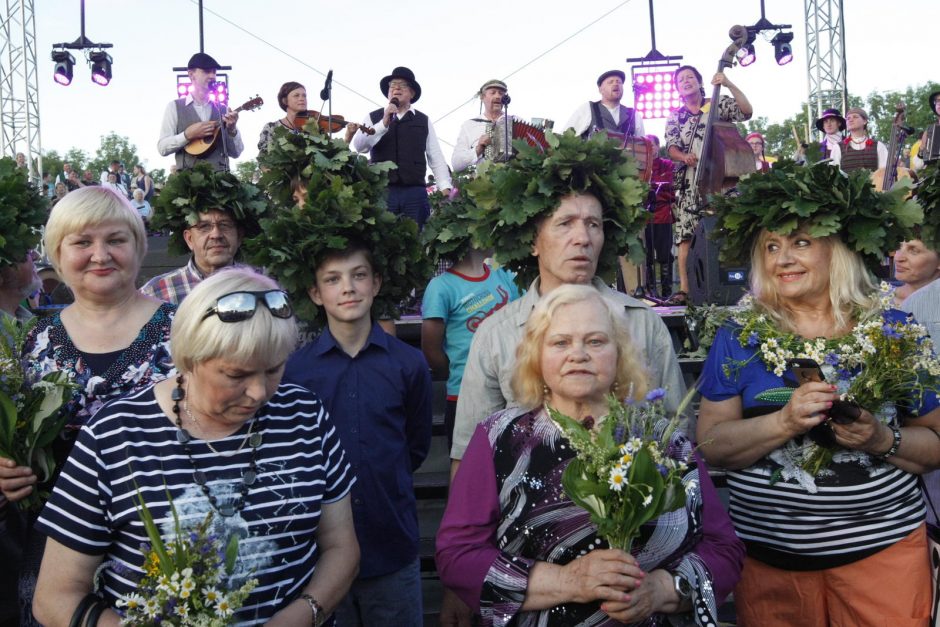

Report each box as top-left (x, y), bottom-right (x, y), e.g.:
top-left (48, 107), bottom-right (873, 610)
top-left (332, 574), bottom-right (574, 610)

top-left (664, 64), bottom-right (752, 305)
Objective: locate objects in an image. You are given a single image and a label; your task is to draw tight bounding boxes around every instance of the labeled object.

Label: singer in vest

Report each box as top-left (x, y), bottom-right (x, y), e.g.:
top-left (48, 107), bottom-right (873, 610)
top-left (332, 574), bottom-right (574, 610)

top-left (840, 107), bottom-right (888, 173)
top-left (157, 52), bottom-right (244, 172)
top-left (564, 69), bottom-right (645, 138)
top-left (352, 66), bottom-right (452, 230)
top-left (451, 78), bottom-right (508, 172)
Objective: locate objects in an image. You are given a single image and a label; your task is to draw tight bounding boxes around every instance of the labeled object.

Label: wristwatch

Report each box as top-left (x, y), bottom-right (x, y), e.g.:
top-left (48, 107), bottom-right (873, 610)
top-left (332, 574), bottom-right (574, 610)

top-left (671, 572), bottom-right (692, 601)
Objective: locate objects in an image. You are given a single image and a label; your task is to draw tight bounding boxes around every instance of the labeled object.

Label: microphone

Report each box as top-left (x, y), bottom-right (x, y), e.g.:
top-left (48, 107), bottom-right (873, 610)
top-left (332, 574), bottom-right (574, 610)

top-left (319, 70), bottom-right (333, 101)
top-left (390, 97), bottom-right (400, 107)
top-left (500, 93), bottom-right (511, 106)
top-left (901, 125), bottom-right (917, 136)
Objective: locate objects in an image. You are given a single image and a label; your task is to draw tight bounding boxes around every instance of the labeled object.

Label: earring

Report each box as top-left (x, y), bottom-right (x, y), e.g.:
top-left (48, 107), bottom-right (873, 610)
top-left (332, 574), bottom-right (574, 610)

top-left (611, 381), bottom-right (620, 394)
top-left (542, 382), bottom-right (550, 397)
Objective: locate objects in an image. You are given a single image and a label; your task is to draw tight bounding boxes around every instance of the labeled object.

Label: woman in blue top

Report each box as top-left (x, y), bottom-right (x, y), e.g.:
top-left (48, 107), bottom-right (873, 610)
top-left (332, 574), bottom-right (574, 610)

top-left (696, 161), bottom-right (940, 625)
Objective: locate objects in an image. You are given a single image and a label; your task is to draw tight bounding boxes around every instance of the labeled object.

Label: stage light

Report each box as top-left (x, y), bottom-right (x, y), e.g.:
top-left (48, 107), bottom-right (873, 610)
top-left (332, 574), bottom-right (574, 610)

top-left (89, 51), bottom-right (112, 86)
top-left (772, 31), bottom-right (794, 65)
top-left (51, 50), bottom-right (75, 86)
top-left (631, 66), bottom-right (680, 120)
top-left (176, 73), bottom-right (229, 106)
top-left (736, 43), bottom-right (756, 66)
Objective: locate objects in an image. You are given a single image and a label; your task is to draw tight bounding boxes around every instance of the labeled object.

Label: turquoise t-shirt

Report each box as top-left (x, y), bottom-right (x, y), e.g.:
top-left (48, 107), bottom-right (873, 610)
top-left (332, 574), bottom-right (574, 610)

top-left (422, 265), bottom-right (521, 396)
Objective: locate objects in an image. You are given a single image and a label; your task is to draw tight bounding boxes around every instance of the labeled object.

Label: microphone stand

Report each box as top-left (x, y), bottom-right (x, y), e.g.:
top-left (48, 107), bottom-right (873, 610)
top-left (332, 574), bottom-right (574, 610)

top-left (320, 70), bottom-right (333, 135)
top-left (499, 93), bottom-right (512, 162)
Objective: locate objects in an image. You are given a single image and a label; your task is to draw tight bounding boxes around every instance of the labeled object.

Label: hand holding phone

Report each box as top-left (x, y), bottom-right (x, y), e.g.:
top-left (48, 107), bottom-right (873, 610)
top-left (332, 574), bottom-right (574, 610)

top-left (786, 358), bottom-right (860, 424)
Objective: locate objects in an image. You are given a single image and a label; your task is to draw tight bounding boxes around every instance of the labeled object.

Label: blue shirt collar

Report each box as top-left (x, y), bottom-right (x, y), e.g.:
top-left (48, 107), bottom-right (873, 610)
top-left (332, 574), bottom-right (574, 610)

top-left (311, 320), bottom-right (390, 357)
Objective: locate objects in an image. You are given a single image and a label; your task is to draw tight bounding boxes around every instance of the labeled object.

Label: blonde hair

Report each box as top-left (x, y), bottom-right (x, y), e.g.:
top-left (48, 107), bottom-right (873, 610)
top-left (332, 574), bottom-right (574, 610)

top-left (511, 284), bottom-right (649, 409)
top-left (171, 268), bottom-right (299, 373)
top-left (749, 229), bottom-right (877, 334)
top-left (44, 186), bottom-right (147, 277)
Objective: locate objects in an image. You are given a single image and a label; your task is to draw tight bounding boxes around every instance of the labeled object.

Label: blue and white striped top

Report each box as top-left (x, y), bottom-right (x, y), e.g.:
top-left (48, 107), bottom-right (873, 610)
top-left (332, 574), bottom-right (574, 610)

top-left (36, 382), bottom-right (354, 624)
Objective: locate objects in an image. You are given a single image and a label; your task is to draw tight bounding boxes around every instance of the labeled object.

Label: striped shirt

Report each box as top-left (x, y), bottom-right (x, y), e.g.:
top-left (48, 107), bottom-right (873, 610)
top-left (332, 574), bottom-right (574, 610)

top-left (36, 382), bottom-right (354, 624)
top-left (699, 323), bottom-right (930, 570)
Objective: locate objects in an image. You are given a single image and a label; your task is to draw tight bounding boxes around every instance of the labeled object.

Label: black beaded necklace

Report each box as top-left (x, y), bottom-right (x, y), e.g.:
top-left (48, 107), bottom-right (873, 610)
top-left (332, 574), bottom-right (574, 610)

top-left (171, 374), bottom-right (262, 517)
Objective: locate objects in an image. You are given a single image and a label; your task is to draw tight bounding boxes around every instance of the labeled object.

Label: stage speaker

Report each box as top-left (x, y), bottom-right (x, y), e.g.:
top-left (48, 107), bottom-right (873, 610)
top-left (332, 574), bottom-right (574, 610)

top-left (687, 215), bottom-right (749, 305)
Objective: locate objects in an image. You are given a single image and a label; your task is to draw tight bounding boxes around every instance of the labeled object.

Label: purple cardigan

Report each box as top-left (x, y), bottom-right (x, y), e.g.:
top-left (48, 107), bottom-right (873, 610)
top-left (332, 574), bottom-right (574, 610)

top-left (436, 411), bottom-right (744, 621)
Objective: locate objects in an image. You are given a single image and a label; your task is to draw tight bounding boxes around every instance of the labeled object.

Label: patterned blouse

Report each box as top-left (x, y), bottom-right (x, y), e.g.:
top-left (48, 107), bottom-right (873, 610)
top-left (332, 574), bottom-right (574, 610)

top-left (438, 406), bottom-right (736, 627)
top-left (23, 302), bottom-right (176, 431)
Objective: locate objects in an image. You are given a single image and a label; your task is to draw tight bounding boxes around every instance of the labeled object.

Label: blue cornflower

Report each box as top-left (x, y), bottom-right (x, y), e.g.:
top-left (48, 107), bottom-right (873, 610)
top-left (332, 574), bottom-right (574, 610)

top-left (746, 331), bottom-right (760, 347)
top-left (645, 388), bottom-right (666, 402)
top-left (613, 423), bottom-right (626, 444)
top-left (824, 352), bottom-right (840, 367)
top-left (882, 323), bottom-right (902, 339)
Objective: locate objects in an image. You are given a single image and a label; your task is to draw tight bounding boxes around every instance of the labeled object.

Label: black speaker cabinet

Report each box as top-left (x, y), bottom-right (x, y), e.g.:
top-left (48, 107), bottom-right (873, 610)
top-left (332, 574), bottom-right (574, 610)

top-left (687, 215), bottom-right (749, 305)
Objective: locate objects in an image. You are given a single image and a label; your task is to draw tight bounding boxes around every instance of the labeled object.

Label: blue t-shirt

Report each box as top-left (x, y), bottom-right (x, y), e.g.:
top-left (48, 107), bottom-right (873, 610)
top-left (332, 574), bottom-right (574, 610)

top-left (421, 265), bottom-right (521, 396)
top-left (282, 322), bottom-right (433, 579)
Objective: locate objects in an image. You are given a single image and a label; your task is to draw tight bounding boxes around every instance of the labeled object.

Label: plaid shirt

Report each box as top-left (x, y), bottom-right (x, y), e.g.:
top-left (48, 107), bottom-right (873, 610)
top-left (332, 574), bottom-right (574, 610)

top-left (140, 258), bottom-right (248, 305)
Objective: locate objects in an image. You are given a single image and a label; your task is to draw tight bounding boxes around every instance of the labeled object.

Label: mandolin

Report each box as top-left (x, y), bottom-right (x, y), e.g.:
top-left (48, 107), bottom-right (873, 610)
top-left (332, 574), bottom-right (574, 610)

top-left (184, 96), bottom-right (264, 156)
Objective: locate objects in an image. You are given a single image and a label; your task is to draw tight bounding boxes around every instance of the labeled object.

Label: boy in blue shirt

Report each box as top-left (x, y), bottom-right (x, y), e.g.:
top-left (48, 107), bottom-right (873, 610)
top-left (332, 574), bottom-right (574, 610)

top-left (283, 242), bottom-right (432, 626)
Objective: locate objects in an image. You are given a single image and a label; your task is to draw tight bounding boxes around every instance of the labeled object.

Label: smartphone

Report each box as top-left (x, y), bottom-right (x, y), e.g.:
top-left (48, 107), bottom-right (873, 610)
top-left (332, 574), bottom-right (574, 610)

top-left (786, 358), bottom-right (860, 424)
top-left (787, 358), bottom-right (825, 385)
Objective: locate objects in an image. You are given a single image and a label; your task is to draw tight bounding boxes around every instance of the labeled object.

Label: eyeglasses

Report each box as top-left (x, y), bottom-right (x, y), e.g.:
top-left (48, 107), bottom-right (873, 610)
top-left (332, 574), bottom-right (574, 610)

top-left (388, 81), bottom-right (411, 90)
top-left (202, 290), bottom-right (293, 322)
top-left (191, 220), bottom-right (237, 235)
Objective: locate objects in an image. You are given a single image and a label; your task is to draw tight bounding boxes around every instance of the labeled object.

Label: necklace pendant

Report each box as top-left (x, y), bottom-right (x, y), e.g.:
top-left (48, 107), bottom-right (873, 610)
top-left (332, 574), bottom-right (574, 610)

top-left (171, 387), bottom-right (185, 401)
top-left (248, 432), bottom-right (262, 448)
top-left (243, 470), bottom-right (257, 486)
top-left (219, 503), bottom-right (236, 517)
top-left (193, 470), bottom-right (207, 485)
top-left (177, 429), bottom-right (192, 444)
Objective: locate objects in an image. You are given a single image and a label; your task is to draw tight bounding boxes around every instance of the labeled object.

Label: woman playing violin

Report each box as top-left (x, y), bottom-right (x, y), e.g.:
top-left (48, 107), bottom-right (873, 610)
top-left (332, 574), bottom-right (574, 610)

top-left (257, 81), bottom-right (307, 155)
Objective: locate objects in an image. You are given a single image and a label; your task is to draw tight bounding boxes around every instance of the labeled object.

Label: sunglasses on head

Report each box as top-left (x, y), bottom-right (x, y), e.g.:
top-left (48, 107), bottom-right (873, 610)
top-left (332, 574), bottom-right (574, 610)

top-left (202, 290), bottom-right (293, 322)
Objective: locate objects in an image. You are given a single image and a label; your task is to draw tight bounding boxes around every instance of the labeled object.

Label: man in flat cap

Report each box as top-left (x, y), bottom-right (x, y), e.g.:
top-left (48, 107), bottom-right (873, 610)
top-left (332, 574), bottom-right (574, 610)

top-left (564, 69), bottom-right (645, 138)
top-left (451, 78), bottom-right (509, 171)
top-left (352, 66), bottom-right (451, 230)
top-left (157, 52), bottom-right (244, 172)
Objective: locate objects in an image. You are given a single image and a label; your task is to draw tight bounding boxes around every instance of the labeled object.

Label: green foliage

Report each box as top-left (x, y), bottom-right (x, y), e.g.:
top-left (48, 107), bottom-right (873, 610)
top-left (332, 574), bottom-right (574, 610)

top-left (0, 157), bottom-right (49, 266)
top-left (914, 161), bottom-right (940, 250)
top-left (87, 132), bottom-right (140, 178)
top-left (234, 159), bottom-right (260, 184)
top-left (866, 82), bottom-right (940, 145)
top-left (710, 160), bottom-right (922, 270)
top-left (150, 168), bottom-right (167, 188)
top-left (244, 127), bottom-right (434, 325)
top-left (62, 147), bottom-right (90, 175)
top-left (464, 130), bottom-right (648, 288)
top-left (151, 162), bottom-right (273, 256)
top-left (423, 170), bottom-right (479, 263)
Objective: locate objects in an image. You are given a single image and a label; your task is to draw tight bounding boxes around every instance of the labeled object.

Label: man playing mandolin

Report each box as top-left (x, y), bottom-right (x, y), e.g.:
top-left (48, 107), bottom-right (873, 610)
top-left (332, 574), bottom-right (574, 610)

top-left (664, 64), bottom-right (752, 306)
top-left (157, 52), bottom-right (244, 172)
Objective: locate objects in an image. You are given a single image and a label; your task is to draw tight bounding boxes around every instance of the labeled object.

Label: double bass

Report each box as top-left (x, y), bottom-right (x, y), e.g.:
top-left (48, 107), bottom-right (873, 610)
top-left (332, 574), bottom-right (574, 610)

top-left (872, 102), bottom-right (914, 191)
top-left (691, 25), bottom-right (756, 204)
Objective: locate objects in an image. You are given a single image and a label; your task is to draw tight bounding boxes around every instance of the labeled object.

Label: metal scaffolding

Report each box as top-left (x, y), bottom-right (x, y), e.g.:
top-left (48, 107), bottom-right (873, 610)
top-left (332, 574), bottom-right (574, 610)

top-left (803, 0), bottom-right (847, 140)
top-left (0, 0), bottom-right (42, 177)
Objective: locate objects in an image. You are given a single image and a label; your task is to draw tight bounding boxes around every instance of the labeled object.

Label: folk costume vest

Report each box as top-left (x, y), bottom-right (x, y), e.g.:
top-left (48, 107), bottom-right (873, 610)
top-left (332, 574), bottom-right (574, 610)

top-left (368, 108), bottom-right (429, 186)
top-left (840, 139), bottom-right (879, 172)
top-left (584, 102), bottom-right (636, 138)
top-left (174, 99), bottom-right (231, 172)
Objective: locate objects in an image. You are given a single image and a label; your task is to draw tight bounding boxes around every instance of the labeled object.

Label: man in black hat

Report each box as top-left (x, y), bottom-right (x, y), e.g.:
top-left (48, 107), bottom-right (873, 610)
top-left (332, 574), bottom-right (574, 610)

top-left (564, 69), bottom-right (645, 138)
top-left (351, 66), bottom-right (451, 229)
top-left (157, 52), bottom-right (244, 172)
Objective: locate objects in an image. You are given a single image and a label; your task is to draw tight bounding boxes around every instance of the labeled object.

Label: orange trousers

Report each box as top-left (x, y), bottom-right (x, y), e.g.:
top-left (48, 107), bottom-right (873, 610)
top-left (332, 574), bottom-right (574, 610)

top-left (735, 524), bottom-right (932, 627)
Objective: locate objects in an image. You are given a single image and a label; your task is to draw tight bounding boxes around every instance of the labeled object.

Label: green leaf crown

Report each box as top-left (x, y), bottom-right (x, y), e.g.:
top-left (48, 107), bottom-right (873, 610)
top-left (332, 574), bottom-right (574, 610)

top-left (0, 158), bottom-right (48, 267)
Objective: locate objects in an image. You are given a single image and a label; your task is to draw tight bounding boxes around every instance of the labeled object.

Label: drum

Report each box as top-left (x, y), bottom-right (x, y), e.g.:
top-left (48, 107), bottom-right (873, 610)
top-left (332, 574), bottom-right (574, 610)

top-left (596, 130), bottom-right (655, 182)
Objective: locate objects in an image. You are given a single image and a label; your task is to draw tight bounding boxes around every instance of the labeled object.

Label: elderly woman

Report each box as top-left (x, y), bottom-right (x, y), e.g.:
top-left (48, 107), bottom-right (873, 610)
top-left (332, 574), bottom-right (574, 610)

top-left (893, 239), bottom-right (940, 305)
top-left (32, 268), bottom-right (359, 625)
top-left (437, 284), bottom-right (743, 626)
top-left (130, 188), bottom-right (153, 227)
top-left (698, 162), bottom-right (940, 625)
top-left (0, 186), bottom-right (175, 624)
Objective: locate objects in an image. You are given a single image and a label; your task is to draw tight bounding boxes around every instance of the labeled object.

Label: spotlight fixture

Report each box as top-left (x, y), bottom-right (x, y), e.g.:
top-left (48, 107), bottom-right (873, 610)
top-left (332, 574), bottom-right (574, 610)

top-left (175, 73), bottom-right (229, 107)
top-left (736, 30), bottom-right (757, 67)
top-left (89, 51), bottom-right (113, 86)
top-left (51, 50), bottom-right (76, 86)
top-left (631, 66), bottom-right (682, 120)
top-left (772, 31), bottom-right (794, 65)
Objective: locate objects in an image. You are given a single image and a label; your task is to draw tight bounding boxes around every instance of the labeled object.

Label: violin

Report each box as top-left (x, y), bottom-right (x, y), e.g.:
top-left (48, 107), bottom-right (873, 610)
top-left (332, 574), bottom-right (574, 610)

top-left (292, 111), bottom-right (375, 135)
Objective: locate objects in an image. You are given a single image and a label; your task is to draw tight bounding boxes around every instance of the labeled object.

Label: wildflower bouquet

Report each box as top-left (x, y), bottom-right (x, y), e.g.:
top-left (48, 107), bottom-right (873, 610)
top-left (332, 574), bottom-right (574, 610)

top-left (549, 389), bottom-right (692, 552)
top-left (0, 316), bottom-right (74, 511)
top-left (728, 284), bottom-right (940, 483)
top-left (117, 492), bottom-right (257, 625)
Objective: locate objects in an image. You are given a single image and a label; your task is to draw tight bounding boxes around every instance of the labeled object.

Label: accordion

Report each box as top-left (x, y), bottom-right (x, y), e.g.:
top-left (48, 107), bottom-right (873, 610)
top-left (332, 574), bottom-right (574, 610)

top-left (922, 124), bottom-right (940, 163)
top-left (485, 117), bottom-right (553, 161)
